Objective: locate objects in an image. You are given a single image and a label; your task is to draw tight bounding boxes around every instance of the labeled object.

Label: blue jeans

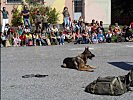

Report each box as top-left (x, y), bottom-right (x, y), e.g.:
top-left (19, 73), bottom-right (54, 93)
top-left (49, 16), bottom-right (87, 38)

top-left (34, 38), bottom-right (46, 46)
top-left (24, 18), bottom-right (32, 30)
top-left (75, 37), bottom-right (82, 44)
top-left (59, 37), bottom-right (64, 45)
top-left (64, 17), bottom-right (69, 27)
top-left (83, 37), bottom-right (88, 44)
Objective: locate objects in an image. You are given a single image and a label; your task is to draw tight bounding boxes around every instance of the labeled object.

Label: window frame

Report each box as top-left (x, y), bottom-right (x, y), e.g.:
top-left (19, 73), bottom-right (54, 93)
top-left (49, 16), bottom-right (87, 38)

top-left (6, 0), bottom-right (22, 4)
top-left (74, 0), bottom-right (83, 12)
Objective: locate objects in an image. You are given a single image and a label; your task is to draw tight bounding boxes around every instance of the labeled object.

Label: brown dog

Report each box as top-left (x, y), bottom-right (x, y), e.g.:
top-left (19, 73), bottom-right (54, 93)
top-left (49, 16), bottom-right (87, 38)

top-left (61, 47), bottom-right (96, 72)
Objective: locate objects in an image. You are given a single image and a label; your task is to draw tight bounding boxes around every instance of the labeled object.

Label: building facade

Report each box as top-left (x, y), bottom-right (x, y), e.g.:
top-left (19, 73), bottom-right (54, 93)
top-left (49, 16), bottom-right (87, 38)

top-left (1, 0), bottom-right (111, 26)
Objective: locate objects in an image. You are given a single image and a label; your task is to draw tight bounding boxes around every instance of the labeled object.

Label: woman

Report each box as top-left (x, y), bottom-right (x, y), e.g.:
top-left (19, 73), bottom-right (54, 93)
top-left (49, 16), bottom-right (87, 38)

top-left (1, 7), bottom-right (9, 33)
top-left (62, 7), bottom-right (70, 27)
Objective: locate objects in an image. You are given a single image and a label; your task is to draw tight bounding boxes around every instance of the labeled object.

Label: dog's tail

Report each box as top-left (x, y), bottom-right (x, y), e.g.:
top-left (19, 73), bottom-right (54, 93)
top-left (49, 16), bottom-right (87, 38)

top-left (61, 63), bottom-right (67, 68)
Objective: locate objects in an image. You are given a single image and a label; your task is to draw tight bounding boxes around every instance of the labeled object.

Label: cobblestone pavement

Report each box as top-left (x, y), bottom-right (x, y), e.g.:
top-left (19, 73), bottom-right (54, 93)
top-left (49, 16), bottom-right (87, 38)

top-left (1, 42), bottom-right (133, 100)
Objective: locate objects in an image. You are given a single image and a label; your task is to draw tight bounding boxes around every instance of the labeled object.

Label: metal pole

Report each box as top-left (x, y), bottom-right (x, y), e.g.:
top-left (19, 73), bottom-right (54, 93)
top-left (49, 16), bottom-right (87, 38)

top-left (0, 0), bottom-right (1, 32)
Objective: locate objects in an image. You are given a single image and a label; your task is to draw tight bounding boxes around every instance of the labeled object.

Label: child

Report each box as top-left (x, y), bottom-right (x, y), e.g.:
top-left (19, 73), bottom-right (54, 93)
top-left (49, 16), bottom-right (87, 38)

top-left (65, 30), bottom-right (73, 43)
top-left (97, 30), bottom-right (105, 43)
top-left (1, 32), bottom-right (6, 47)
top-left (106, 30), bottom-right (112, 43)
top-left (25, 32), bottom-right (32, 46)
top-left (13, 33), bottom-right (21, 47)
top-left (114, 23), bottom-right (121, 35)
top-left (50, 31), bottom-right (58, 45)
top-left (46, 23), bottom-right (52, 38)
top-left (59, 31), bottom-right (65, 45)
top-left (24, 25), bottom-right (31, 33)
top-left (91, 32), bottom-right (98, 44)
top-left (19, 32), bottom-right (26, 46)
top-left (74, 29), bottom-right (82, 44)
top-left (86, 23), bottom-right (92, 35)
top-left (33, 31), bottom-right (38, 46)
top-left (82, 30), bottom-right (89, 44)
top-left (16, 25), bottom-right (23, 36)
top-left (51, 25), bottom-right (59, 37)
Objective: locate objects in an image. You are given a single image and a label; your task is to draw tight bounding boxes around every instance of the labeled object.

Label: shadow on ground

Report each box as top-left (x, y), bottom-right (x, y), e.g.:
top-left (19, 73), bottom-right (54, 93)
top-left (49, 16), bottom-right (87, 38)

top-left (108, 62), bottom-right (133, 70)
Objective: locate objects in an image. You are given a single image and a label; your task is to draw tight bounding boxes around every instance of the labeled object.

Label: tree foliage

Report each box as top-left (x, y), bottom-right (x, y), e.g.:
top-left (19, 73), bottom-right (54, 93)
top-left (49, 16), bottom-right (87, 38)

top-left (112, 0), bottom-right (133, 17)
top-left (11, 6), bottom-right (23, 27)
top-left (11, 0), bottom-right (59, 26)
top-left (111, 0), bottom-right (133, 25)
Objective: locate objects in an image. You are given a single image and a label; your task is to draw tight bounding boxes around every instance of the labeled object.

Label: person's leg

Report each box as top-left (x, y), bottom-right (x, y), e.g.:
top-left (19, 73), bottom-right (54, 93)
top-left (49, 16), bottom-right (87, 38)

top-left (41, 38), bottom-right (46, 45)
top-left (42, 23), bottom-right (45, 31)
top-left (2, 19), bottom-right (6, 32)
top-left (38, 38), bottom-right (42, 46)
top-left (67, 17), bottom-right (70, 27)
top-left (43, 23), bottom-right (48, 30)
top-left (62, 37), bottom-right (64, 45)
top-left (36, 22), bottom-right (39, 30)
top-left (21, 40), bottom-right (23, 46)
top-left (82, 37), bottom-right (85, 44)
top-left (2, 40), bottom-right (6, 47)
top-left (55, 32), bottom-right (58, 37)
top-left (17, 38), bottom-right (21, 46)
top-left (33, 38), bottom-right (36, 46)
top-left (26, 38), bottom-right (29, 46)
top-left (45, 23), bottom-right (48, 30)
top-left (109, 38), bottom-right (111, 43)
top-left (75, 38), bottom-right (79, 44)
top-left (13, 39), bottom-right (17, 46)
top-left (24, 19), bottom-right (27, 27)
top-left (64, 17), bottom-right (68, 27)
top-left (59, 38), bottom-right (61, 45)
top-left (5, 19), bottom-right (9, 25)
top-left (86, 38), bottom-right (89, 44)
top-left (27, 19), bottom-right (32, 31)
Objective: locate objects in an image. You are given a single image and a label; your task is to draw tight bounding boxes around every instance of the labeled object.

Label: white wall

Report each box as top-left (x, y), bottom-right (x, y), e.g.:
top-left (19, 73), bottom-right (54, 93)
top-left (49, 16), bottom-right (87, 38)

top-left (85, 0), bottom-right (111, 26)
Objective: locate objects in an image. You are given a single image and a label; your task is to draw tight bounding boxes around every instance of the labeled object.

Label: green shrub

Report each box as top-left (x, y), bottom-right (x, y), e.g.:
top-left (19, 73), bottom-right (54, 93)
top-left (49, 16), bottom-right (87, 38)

top-left (11, 7), bottom-right (23, 27)
top-left (24, 0), bottom-right (59, 24)
top-left (30, 6), bottom-right (59, 24)
top-left (111, 35), bottom-right (118, 42)
top-left (47, 8), bottom-right (59, 24)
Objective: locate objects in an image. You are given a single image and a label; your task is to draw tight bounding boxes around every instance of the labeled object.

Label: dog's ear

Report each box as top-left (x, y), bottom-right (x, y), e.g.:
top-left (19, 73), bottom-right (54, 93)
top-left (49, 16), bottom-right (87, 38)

top-left (85, 47), bottom-right (89, 50)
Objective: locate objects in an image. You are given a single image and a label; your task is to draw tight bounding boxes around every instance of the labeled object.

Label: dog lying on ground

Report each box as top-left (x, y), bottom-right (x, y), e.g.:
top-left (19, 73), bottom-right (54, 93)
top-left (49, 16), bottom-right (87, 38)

top-left (61, 47), bottom-right (96, 72)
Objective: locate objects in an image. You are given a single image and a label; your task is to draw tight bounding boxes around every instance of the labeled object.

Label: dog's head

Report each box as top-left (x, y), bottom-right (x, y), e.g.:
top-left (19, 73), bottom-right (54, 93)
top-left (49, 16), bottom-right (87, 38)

top-left (82, 47), bottom-right (95, 60)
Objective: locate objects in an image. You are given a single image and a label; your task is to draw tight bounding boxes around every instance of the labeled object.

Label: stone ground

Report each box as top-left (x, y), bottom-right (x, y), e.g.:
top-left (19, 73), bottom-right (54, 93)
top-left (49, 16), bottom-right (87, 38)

top-left (1, 42), bottom-right (133, 100)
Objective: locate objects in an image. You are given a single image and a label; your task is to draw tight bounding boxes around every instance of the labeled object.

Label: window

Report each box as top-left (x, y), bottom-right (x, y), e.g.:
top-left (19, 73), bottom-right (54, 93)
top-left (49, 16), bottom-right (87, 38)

top-left (74, 0), bottom-right (82, 12)
top-left (6, 0), bottom-right (22, 3)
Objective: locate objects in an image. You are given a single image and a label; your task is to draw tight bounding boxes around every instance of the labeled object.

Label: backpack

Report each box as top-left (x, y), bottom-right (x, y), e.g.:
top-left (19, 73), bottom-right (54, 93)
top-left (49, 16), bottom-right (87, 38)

top-left (85, 76), bottom-right (128, 96)
top-left (127, 68), bottom-right (133, 87)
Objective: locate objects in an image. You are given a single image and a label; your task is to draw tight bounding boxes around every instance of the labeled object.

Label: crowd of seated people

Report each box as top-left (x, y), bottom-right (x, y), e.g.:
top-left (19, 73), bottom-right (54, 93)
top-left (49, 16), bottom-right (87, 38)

top-left (0, 18), bottom-right (133, 47)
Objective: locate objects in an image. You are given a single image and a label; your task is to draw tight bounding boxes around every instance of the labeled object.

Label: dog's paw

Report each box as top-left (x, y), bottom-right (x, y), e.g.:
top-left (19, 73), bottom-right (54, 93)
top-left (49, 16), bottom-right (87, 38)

top-left (90, 66), bottom-right (96, 69)
top-left (87, 69), bottom-right (94, 72)
top-left (61, 64), bottom-right (67, 68)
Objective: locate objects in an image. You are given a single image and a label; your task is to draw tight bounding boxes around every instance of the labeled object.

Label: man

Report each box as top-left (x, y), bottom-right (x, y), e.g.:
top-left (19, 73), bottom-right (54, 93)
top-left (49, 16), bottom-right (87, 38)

top-left (42, 12), bottom-right (49, 31)
top-left (35, 11), bottom-right (42, 30)
top-left (22, 5), bottom-right (32, 31)
top-left (1, 7), bottom-right (9, 32)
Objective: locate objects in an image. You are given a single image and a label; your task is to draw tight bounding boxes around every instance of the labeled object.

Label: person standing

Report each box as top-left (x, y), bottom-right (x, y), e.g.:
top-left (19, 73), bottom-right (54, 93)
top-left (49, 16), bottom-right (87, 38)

top-left (42, 12), bottom-right (49, 31)
top-left (21, 5), bottom-right (32, 31)
top-left (35, 11), bottom-right (42, 31)
top-left (62, 7), bottom-right (70, 27)
top-left (1, 7), bottom-right (9, 32)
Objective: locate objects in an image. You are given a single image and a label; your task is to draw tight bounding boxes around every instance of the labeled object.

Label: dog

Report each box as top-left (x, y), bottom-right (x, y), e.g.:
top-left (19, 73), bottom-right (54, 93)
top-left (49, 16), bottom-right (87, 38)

top-left (61, 47), bottom-right (96, 72)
